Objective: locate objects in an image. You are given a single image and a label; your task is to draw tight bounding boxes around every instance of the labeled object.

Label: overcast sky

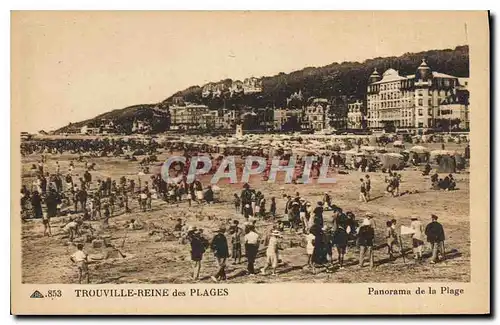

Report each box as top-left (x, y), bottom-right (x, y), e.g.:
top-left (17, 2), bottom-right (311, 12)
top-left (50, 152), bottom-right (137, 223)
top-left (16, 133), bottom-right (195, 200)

top-left (12, 11), bottom-right (470, 132)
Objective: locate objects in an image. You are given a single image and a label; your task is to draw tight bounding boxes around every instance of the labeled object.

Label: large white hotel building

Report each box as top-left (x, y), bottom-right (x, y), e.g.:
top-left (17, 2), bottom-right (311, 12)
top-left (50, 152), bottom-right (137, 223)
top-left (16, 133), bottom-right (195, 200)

top-left (366, 59), bottom-right (469, 132)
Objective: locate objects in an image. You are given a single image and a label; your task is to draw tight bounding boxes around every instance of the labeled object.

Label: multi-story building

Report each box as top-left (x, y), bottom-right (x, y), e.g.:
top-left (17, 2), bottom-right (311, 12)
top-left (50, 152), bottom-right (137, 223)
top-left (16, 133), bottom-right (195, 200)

top-left (366, 59), bottom-right (469, 132)
top-left (437, 91), bottom-right (470, 130)
top-left (199, 110), bottom-right (219, 130)
top-left (199, 109), bottom-right (238, 130)
top-left (347, 99), bottom-right (365, 129)
top-left (169, 103), bottom-right (210, 130)
top-left (243, 77), bottom-right (262, 94)
top-left (302, 98), bottom-right (329, 131)
top-left (218, 109), bottom-right (238, 129)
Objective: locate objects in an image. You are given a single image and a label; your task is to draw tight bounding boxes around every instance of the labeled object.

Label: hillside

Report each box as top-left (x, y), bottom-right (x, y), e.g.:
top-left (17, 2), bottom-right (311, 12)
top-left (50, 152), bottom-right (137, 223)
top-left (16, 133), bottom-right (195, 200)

top-left (164, 45), bottom-right (469, 109)
top-left (55, 104), bottom-right (170, 134)
top-left (55, 45), bottom-right (469, 133)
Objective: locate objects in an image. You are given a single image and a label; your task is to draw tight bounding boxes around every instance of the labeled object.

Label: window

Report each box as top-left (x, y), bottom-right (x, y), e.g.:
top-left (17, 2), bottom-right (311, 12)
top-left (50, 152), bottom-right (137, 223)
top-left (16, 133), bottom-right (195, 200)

top-left (418, 109), bottom-right (423, 116)
top-left (418, 99), bottom-right (423, 106)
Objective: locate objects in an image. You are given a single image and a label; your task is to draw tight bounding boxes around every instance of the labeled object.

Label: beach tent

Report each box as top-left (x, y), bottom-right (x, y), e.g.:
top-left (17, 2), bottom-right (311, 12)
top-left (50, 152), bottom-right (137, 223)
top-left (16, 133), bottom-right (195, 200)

top-left (380, 153), bottom-right (405, 170)
top-left (430, 150), bottom-right (457, 164)
top-left (437, 155), bottom-right (456, 173)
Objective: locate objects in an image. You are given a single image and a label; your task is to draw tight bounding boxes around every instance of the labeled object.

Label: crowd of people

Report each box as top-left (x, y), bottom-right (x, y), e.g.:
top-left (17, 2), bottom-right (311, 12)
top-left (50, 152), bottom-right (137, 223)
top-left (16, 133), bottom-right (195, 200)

top-left (176, 183), bottom-right (448, 281)
top-left (20, 138), bottom-right (456, 284)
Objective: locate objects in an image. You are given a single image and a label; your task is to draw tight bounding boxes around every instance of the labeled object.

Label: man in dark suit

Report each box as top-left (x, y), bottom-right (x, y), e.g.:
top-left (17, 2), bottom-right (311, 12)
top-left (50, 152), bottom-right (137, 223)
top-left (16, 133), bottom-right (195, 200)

top-left (210, 226), bottom-right (230, 282)
top-left (425, 214), bottom-right (445, 264)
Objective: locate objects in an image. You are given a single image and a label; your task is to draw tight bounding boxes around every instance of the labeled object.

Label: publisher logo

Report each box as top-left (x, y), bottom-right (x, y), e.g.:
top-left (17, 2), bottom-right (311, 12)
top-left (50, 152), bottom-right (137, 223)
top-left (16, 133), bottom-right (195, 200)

top-left (30, 290), bottom-right (44, 299)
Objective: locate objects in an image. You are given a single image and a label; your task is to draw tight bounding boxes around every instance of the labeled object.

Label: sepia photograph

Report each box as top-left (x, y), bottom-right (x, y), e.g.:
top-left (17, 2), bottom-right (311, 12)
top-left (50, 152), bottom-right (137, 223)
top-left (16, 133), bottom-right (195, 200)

top-left (11, 10), bottom-right (489, 315)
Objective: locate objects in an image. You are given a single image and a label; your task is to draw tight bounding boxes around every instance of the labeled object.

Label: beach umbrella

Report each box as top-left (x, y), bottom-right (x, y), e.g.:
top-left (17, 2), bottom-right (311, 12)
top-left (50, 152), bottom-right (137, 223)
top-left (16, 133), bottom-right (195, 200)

top-left (410, 145), bottom-right (429, 153)
top-left (360, 146), bottom-right (377, 152)
top-left (430, 150), bottom-right (457, 157)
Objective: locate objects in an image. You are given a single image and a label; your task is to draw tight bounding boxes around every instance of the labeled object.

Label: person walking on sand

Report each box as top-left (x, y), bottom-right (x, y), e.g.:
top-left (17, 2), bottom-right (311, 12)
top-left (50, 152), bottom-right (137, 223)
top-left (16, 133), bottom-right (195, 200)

top-left (229, 220), bottom-right (243, 264)
top-left (359, 178), bottom-right (368, 203)
top-left (425, 214), bottom-right (445, 264)
top-left (188, 228), bottom-right (209, 281)
top-left (244, 225), bottom-right (260, 275)
top-left (410, 217), bottom-right (424, 260)
top-left (365, 175), bottom-right (371, 201)
top-left (358, 218), bottom-right (375, 268)
top-left (261, 230), bottom-right (282, 276)
top-left (269, 197), bottom-right (277, 218)
top-left (210, 226), bottom-right (230, 282)
top-left (70, 243), bottom-right (89, 284)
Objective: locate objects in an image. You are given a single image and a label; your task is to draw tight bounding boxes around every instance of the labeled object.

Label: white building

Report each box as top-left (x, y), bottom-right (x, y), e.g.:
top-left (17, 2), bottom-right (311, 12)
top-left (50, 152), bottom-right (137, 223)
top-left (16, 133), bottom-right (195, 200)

top-left (366, 60), bottom-right (469, 132)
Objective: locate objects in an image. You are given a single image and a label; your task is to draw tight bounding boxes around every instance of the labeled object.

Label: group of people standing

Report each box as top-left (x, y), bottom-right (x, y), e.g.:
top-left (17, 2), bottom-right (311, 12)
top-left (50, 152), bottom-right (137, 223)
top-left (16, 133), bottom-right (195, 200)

top-left (185, 220), bottom-right (283, 282)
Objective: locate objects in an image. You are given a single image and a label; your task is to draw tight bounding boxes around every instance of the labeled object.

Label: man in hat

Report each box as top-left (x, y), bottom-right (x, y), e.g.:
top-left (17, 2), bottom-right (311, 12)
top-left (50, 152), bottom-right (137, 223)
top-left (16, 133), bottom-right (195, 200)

top-left (189, 228), bottom-right (209, 281)
top-left (261, 230), bottom-right (282, 276)
top-left (358, 218), bottom-right (375, 268)
top-left (244, 225), bottom-right (260, 275)
top-left (425, 215), bottom-right (445, 264)
top-left (410, 217), bottom-right (424, 260)
top-left (210, 226), bottom-right (230, 282)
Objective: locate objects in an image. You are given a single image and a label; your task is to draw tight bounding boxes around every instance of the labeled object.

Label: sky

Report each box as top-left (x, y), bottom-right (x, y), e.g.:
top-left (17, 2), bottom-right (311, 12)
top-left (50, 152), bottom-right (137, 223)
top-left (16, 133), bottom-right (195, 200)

top-left (11, 11), bottom-right (471, 132)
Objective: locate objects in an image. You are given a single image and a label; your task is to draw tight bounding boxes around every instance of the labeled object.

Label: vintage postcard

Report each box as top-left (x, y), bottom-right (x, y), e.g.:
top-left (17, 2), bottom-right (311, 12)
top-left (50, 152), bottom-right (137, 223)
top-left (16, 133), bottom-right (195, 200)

top-left (11, 11), bottom-right (490, 315)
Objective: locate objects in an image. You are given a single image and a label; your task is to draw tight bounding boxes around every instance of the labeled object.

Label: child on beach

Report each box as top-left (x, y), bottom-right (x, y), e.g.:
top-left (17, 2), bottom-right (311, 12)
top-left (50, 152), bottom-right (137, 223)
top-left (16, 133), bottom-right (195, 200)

top-left (233, 194), bottom-right (241, 213)
top-left (306, 232), bottom-right (316, 273)
top-left (70, 243), bottom-right (89, 284)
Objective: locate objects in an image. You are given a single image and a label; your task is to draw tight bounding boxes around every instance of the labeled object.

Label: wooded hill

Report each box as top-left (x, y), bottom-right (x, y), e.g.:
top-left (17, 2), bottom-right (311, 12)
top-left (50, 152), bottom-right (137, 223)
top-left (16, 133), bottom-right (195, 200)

top-left (55, 45), bottom-right (468, 133)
